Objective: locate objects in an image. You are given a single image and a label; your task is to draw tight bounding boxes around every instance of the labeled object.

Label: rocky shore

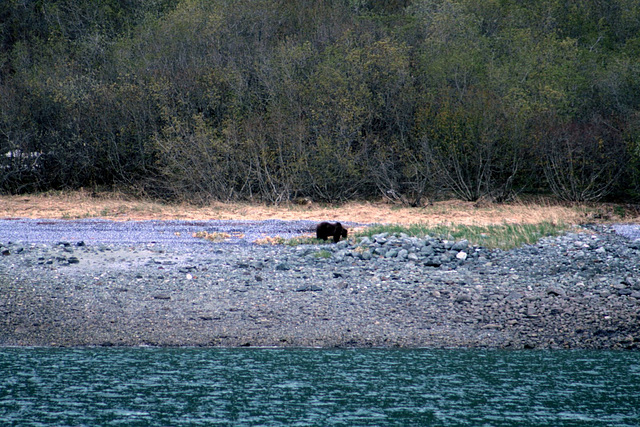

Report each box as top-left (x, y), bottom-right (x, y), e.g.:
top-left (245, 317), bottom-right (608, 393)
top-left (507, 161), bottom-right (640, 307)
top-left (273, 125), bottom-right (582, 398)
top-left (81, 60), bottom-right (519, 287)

top-left (1, 221), bottom-right (639, 349)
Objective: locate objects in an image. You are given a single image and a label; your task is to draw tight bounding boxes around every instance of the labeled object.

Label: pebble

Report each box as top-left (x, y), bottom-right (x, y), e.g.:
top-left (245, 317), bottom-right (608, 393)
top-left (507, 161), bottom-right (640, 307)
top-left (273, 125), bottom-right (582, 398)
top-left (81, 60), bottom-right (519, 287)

top-left (1, 223), bottom-right (639, 349)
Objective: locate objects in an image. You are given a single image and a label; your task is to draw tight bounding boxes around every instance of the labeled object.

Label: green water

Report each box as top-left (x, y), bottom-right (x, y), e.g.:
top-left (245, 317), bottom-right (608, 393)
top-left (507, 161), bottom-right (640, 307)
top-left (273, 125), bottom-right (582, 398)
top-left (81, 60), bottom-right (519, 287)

top-left (0, 348), bottom-right (638, 426)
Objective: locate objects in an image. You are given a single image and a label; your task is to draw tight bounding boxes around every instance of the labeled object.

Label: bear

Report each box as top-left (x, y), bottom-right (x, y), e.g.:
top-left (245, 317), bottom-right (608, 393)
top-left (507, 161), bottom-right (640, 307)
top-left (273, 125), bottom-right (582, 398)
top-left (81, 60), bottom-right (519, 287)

top-left (316, 221), bottom-right (348, 243)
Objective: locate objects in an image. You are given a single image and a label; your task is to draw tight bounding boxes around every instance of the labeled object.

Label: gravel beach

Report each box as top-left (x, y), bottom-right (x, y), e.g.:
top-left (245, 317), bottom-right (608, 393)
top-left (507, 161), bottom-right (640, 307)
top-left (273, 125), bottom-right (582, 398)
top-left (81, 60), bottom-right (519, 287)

top-left (1, 219), bottom-right (639, 349)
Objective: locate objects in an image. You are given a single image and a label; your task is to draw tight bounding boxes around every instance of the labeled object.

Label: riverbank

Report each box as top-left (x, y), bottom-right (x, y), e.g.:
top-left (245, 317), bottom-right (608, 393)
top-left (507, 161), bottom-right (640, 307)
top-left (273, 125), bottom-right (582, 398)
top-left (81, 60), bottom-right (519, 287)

top-left (1, 219), bottom-right (639, 349)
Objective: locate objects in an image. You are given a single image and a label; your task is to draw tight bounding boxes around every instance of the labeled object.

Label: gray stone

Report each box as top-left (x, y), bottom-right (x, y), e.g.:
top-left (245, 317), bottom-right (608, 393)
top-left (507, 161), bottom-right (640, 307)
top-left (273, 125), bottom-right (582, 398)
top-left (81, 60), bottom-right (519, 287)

top-left (336, 241), bottom-right (349, 249)
top-left (440, 253), bottom-right (452, 263)
top-left (374, 247), bottom-right (387, 256)
top-left (455, 295), bottom-right (473, 303)
top-left (431, 241), bottom-right (444, 250)
top-left (296, 285), bottom-right (322, 292)
top-left (358, 237), bottom-right (372, 245)
top-left (452, 239), bottom-right (469, 251)
top-left (546, 287), bottom-right (566, 297)
top-left (335, 249), bottom-right (352, 262)
top-left (506, 291), bottom-right (524, 301)
top-left (482, 324), bottom-right (502, 330)
top-left (374, 235), bottom-right (388, 244)
top-left (424, 258), bottom-right (441, 267)
top-left (420, 245), bottom-right (435, 256)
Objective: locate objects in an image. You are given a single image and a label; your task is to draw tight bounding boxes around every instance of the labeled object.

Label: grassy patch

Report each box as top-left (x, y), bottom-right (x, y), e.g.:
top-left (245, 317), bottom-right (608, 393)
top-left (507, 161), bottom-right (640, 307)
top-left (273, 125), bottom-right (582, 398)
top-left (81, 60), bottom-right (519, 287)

top-left (314, 249), bottom-right (332, 258)
top-left (355, 222), bottom-right (569, 250)
top-left (283, 236), bottom-right (323, 246)
top-left (193, 231), bottom-right (232, 242)
top-left (255, 235), bottom-right (327, 246)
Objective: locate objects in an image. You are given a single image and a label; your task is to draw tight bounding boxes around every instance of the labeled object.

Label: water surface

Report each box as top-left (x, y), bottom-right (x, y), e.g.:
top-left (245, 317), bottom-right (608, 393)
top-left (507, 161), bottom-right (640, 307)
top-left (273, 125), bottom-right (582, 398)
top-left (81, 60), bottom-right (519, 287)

top-left (1, 348), bottom-right (638, 426)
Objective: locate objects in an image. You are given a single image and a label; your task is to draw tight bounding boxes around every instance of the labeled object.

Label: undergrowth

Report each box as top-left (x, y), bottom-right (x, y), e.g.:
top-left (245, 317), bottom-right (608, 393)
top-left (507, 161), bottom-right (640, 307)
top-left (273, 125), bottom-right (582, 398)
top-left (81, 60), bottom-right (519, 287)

top-left (285, 236), bottom-right (324, 246)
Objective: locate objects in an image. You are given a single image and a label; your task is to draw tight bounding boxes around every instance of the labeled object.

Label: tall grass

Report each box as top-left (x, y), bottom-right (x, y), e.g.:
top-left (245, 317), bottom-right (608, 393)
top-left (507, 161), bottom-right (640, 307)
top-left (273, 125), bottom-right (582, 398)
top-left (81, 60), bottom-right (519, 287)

top-left (355, 222), bottom-right (569, 250)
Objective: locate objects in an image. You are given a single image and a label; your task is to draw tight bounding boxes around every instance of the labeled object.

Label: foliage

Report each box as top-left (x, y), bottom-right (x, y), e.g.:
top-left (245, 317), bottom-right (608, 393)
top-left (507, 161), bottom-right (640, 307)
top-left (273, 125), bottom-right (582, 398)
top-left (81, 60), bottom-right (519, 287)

top-left (313, 249), bottom-right (333, 259)
top-left (535, 114), bottom-right (629, 201)
top-left (2, 0), bottom-right (640, 202)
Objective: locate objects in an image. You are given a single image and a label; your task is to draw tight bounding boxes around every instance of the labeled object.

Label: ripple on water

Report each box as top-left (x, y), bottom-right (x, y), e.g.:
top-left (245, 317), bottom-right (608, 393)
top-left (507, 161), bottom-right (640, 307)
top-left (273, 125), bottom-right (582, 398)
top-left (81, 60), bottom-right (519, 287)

top-left (0, 348), bottom-right (639, 426)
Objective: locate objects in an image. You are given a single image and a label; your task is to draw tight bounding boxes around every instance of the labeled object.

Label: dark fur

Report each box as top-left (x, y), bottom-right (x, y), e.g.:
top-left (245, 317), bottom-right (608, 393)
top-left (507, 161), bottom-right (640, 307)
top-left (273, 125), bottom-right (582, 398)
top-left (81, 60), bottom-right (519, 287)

top-left (316, 221), bottom-right (348, 243)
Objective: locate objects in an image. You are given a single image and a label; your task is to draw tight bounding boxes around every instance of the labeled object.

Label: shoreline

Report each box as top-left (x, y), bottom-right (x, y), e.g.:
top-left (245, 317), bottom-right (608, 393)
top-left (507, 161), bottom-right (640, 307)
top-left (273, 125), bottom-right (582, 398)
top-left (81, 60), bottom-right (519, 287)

top-left (1, 220), bottom-right (640, 350)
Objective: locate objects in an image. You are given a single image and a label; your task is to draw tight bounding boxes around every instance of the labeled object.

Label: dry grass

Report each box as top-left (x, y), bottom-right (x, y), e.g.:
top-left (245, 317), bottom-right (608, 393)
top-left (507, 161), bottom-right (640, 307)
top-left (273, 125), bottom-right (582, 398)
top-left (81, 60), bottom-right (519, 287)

top-left (0, 190), bottom-right (638, 226)
top-left (192, 231), bottom-right (232, 242)
top-left (253, 236), bottom-right (287, 245)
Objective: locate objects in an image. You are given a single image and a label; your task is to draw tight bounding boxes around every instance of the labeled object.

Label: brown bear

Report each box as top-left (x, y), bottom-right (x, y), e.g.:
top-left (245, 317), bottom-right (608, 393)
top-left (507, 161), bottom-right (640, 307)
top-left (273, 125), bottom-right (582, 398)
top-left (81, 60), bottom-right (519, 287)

top-left (316, 221), bottom-right (348, 243)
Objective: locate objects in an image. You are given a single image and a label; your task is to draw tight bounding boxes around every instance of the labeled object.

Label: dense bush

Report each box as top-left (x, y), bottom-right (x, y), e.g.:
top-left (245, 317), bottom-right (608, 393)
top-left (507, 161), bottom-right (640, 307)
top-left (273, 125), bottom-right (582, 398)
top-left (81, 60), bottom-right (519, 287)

top-left (1, 0), bottom-right (640, 202)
